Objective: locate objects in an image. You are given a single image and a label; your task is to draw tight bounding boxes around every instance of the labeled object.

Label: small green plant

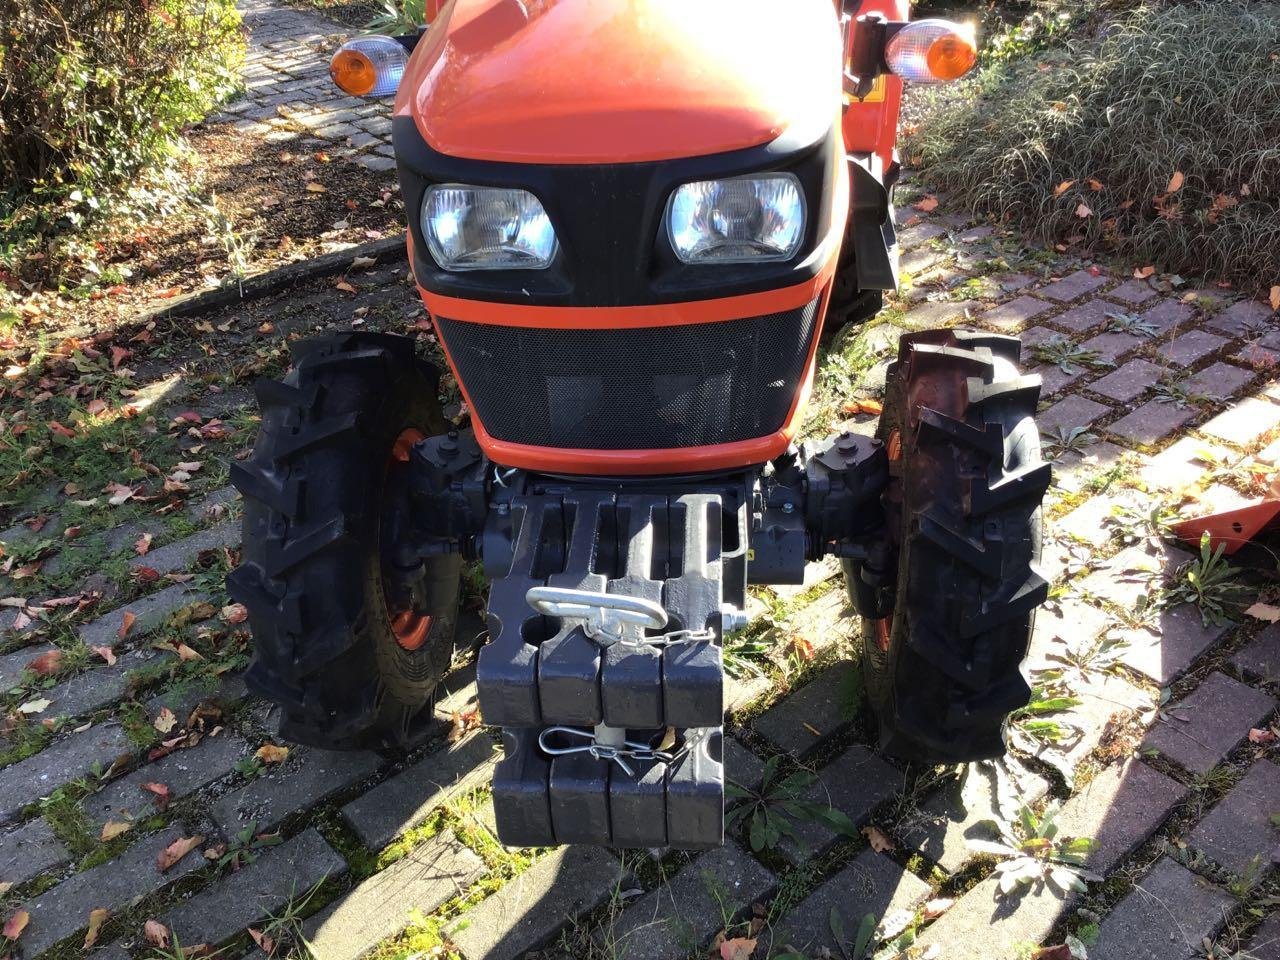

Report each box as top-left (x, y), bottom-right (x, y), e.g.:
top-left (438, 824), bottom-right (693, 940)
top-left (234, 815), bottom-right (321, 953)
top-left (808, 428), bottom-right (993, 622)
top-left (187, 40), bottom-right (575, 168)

top-left (1104, 500), bottom-right (1178, 549)
top-left (722, 631), bottom-right (772, 680)
top-left (218, 820), bottom-right (285, 869)
top-left (1105, 311), bottom-right (1159, 338)
top-left (829, 910), bottom-right (877, 960)
top-left (1154, 375), bottom-right (1211, 410)
top-left (366, 0), bottom-right (429, 33)
top-left (1030, 335), bottom-right (1115, 375)
top-left (141, 934), bottom-right (226, 960)
top-left (724, 757), bottom-right (857, 853)
top-left (1164, 532), bottom-right (1250, 625)
top-left (967, 803), bottom-right (1100, 898)
top-left (1042, 425), bottom-right (1098, 460)
top-left (1008, 684), bottom-right (1081, 747)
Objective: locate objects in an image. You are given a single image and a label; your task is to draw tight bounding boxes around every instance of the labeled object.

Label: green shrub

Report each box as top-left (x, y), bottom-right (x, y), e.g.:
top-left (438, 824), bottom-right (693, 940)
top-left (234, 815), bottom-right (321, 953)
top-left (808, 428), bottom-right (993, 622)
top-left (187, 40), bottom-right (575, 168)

top-left (0, 0), bottom-right (243, 272)
top-left (905, 1), bottom-right (1280, 293)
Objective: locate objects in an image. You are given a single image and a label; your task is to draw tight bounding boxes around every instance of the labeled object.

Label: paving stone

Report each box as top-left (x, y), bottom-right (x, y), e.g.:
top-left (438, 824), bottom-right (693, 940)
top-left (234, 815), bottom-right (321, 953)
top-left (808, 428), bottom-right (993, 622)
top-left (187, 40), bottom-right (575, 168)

top-left (341, 733), bottom-right (496, 849)
top-left (1091, 858), bottom-right (1233, 960)
top-left (980, 295), bottom-right (1053, 331)
top-left (784, 588), bottom-right (858, 656)
top-left (1088, 359), bottom-right (1165, 403)
top-left (1201, 396), bottom-right (1280, 446)
top-left (724, 737), bottom-right (767, 793)
top-left (914, 873), bottom-right (1078, 960)
top-left (752, 661), bottom-right (860, 756)
top-left (1080, 329), bottom-right (1141, 364)
top-left (1053, 297), bottom-right (1121, 333)
top-left (214, 746), bottom-right (383, 834)
top-left (1205, 298), bottom-right (1275, 337)
top-left (898, 222), bottom-right (946, 247)
top-left (1107, 400), bottom-right (1195, 446)
top-left (900, 762), bottom-right (1050, 872)
top-left (998, 272), bottom-right (1037, 292)
top-left (901, 247), bottom-right (945, 276)
top-left (1028, 601), bottom-right (1111, 668)
top-left (0, 641), bottom-right (57, 694)
top-left (1160, 329), bottom-right (1229, 368)
top-left (1041, 269), bottom-right (1107, 303)
top-left (1108, 280), bottom-right (1159, 305)
top-left (902, 299), bottom-right (980, 328)
top-left (1184, 362), bottom-right (1254, 400)
top-left (1143, 672), bottom-right (1276, 774)
top-left (726, 673), bottom-right (772, 715)
top-left (1056, 759), bottom-right (1186, 873)
top-left (1244, 913), bottom-right (1280, 960)
top-left (84, 732), bottom-right (250, 825)
top-left (76, 582), bottom-right (208, 648)
top-left (780, 744), bottom-right (902, 863)
top-left (43, 648), bottom-right (166, 720)
top-left (451, 846), bottom-right (627, 960)
top-left (1075, 545), bottom-right (1170, 611)
top-left (1117, 604), bottom-right (1227, 684)
top-left (20, 826), bottom-right (206, 957)
top-left (1140, 299), bottom-right (1196, 333)
top-left (1232, 624), bottom-right (1280, 681)
top-left (356, 154), bottom-right (397, 172)
top-left (1240, 333), bottom-right (1280, 370)
top-left (1028, 672), bottom-right (1155, 775)
top-left (1016, 325), bottom-right (1060, 350)
top-left (1138, 435), bottom-right (1231, 491)
top-left (300, 831), bottom-right (484, 960)
top-left (1258, 436), bottom-right (1280, 465)
top-left (770, 848), bottom-right (929, 957)
top-left (0, 723), bottom-right (133, 824)
top-left (1050, 440), bottom-right (1126, 489)
top-left (602, 842), bottom-right (774, 960)
top-left (1037, 364), bottom-right (1088, 398)
top-left (1038, 395), bottom-right (1111, 436)
top-left (1189, 759), bottom-right (1280, 877)
top-left (163, 829), bottom-right (347, 946)
top-left (0, 818), bottom-right (70, 887)
top-left (1057, 490), bottom-right (1144, 549)
top-left (128, 519), bottom-right (238, 577)
top-left (143, 671), bottom-right (248, 724)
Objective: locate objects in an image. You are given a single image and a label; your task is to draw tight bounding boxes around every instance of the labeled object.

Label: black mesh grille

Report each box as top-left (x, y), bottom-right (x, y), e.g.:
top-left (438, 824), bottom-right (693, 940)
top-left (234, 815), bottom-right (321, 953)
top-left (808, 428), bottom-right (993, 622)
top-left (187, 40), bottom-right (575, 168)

top-left (437, 299), bottom-right (821, 450)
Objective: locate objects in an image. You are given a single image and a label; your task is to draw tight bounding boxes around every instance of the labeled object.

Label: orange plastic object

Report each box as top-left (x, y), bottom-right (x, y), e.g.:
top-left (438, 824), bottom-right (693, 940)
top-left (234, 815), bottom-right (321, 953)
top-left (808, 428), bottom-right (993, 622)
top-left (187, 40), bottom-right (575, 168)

top-left (331, 48), bottom-right (377, 97)
top-left (395, 0), bottom-right (843, 164)
top-left (926, 33), bottom-right (977, 81)
top-left (386, 428), bottom-right (433, 650)
top-left (841, 0), bottom-right (909, 169)
top-left (1173, 499), bottom-right (1280, 556)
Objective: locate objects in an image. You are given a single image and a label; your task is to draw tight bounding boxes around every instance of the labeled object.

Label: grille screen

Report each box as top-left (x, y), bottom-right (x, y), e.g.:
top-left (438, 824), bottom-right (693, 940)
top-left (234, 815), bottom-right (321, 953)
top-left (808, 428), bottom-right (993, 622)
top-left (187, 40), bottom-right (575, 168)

top-left (437, 299), bottom-right (820, 450)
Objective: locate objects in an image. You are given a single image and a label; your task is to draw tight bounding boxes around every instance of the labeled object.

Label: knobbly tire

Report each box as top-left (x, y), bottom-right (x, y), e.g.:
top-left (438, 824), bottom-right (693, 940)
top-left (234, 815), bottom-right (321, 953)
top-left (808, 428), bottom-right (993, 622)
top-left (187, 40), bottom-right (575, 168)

top-left (228, 332), bottom-right (461, 753)
top-left (852, 329), bottom-right (1050, 762)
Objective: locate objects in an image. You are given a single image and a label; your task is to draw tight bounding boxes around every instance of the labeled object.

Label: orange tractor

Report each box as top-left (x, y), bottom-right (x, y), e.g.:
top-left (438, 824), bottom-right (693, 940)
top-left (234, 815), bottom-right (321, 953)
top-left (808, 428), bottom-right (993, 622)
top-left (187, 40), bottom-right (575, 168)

top-left (230, 0), bottom-right (1050, 849)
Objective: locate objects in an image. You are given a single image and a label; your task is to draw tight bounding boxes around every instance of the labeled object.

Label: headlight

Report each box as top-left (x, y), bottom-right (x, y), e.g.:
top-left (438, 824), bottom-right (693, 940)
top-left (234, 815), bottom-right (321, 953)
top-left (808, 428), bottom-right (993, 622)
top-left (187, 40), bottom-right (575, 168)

top-left (421, 185), bottom-right (557, 271)
top-left (667, 174), bottom-right (805, 265)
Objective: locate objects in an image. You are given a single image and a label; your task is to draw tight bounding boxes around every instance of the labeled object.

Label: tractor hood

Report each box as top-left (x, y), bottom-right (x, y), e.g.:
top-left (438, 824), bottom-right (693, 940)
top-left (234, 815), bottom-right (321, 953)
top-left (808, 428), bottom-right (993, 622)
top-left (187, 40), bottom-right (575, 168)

top-left (394, 0), bottom-right (843, 165)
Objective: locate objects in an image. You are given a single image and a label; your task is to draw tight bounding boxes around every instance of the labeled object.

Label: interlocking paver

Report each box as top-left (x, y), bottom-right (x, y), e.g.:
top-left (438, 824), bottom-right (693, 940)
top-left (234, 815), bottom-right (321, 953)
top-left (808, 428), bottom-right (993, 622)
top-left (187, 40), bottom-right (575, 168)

top-left (1143, 672), bottom-right (1275, 774)
top-left (1107, 400), bottom-right (1195, 446)
top-left (0, 723), bottom-right (133, 824)
top-left (1184, 361), bottom-right (1254, 399)
top-left (1160, 329), bottom-right (1229, 368)
top-left (20, 826), bottom-right (206, 957)
top-left (779, 744), bottom-right (901, 862)
top-left (341, 733), bottom-right (496, 850)
top-left (1041, 269), bottom-right (1107, 302)
top-left (76, 581), bottom-right (209, 648)
top-left (1038, 395), bottom-right (1112, 436)
top-left (1056, 759), bottom-right (1186, 873)
top-left (902, 299), bottom-right (980, 327)
top-left (301, 831), bottom-right (484, 960)
top-left (914, 873), bottom-right (1076, 960)
top-left (43, 648), bottom-right (166, 720)
top-left (981, 295), bottom-right (1053, 331)
top-left (1200, 396), bottom-right (1280, 446)
top-left (1090, 858), bottom-right (1233, 960)
top-left (1140, 299), bottom-right (1196, 333)
top-left (1108, 280), bottom-right (1159, 305)
top-left (724, 737), bottom-right (767, 793)
top-left (1244, 914), bottom-right (1280, 960)
top-left (1053, 297), bottom-right (1119, 333)
top-left (0, 641), bottom-right (57, 694)
top-left (1030, 672), bottom-right (1155, 773)
top-left (450, 847), bottom-right (627, 960)
top-left (1232, 624), bottom-right (1280, 681)
top-left (1117, 604), bottom-right (1227, 684)
top-left (1137, 435), bottom-right (1228, 491)
top-left (128, 519), bottom-right (238, 576)
top-left (1205, 298), bottom-right (1274, 337)
top-left (1189, 759), bottom-right (1280, 876)
top-left (163, 829), bottom-right (347, 946)
top-left (1088, 359), bottom-right (1165, 403)
top-left (214, 745), bottom-right (383, 834)
top-left (1075, 545), bottom-right (1169, 610)
top-left (0, 818), bottom-right (69, 888)
top-left (753, 661), bottom-right (860, 756)
top-left (1080, 329), bottom-right (1141, 363)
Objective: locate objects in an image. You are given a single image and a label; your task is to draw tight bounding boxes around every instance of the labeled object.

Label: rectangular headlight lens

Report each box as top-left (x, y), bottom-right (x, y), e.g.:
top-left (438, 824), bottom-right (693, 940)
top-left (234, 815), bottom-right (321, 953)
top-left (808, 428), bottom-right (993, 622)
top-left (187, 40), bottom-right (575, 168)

top-left (422, 185), bottom-right (557, 271)
top-left (668, 174), bottom-right (805, 265)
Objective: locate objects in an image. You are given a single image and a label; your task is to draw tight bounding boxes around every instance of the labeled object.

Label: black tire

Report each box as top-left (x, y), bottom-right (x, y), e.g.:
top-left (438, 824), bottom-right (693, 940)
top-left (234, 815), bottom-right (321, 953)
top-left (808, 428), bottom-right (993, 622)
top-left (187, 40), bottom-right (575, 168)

top-left (228, 332), bottom-right (461, 753)
top-left (822, 263), bottom-right (883, 344)
top-left (851, 329), bottom-right (1050, 763)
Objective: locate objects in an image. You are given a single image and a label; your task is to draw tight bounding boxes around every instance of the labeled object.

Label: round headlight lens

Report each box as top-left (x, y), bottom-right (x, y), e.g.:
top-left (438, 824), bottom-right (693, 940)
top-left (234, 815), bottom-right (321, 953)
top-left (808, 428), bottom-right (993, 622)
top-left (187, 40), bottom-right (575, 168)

top-left (421, 185), bottom-right (558, 271)
top-left (668, 174), bottom-right (805, 265)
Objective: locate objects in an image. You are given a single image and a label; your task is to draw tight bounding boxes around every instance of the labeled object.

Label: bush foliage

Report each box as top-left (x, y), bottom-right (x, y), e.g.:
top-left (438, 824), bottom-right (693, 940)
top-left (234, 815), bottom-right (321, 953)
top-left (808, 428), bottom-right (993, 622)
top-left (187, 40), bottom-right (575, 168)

top-left (905, 1), bottom-right (1280, 292)
top-left (0, 0), bottom-right (243, 252)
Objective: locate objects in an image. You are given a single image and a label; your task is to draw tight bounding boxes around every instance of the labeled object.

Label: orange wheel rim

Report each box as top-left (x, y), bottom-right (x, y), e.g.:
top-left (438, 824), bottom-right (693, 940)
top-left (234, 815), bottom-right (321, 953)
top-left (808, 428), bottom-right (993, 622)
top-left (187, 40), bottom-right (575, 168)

top-left (386, 428), bottom-right (432, 651)
top-left (886, 428), bottom-right (902, 462)
top-left (874, 616), bottom-right (892, 652)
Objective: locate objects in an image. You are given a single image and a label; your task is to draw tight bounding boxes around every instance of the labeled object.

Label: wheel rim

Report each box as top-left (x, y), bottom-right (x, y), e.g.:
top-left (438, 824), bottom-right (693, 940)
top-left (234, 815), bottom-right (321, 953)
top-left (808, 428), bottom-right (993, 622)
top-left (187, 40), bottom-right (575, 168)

top-left (384, 427), bottom-right (432, 651)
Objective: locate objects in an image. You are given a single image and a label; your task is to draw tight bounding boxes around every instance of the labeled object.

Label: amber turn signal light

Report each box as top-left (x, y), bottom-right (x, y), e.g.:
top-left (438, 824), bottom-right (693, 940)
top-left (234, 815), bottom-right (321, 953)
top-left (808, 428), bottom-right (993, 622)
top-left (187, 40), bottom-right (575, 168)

top-left (328, 36), bottom-right (408, 98)
top-left (925, 32), bottom-right (977, 82)
top-left (885, 19), bottom-right (978, 84)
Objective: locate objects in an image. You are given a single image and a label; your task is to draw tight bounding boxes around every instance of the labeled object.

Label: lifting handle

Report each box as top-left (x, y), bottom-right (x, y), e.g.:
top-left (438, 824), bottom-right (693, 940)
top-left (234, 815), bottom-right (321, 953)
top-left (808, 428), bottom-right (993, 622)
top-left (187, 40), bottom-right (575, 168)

top-left (525, 586), bottom-right (668, 647)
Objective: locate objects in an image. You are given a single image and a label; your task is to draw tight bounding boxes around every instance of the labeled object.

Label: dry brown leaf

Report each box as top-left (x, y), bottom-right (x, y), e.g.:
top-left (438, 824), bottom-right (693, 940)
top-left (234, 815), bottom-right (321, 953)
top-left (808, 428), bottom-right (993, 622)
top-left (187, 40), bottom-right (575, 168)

top-left (1087, 178), bottom-right (1104, 191)
top-left (1053, 180), bottom-right (1076, 197)
top-left (1075, 203), bottom-right (1093, 218)
top-left (1271, 286), bottom-right (1280, 312)
top-left (134, 532), bottom-right (153, 556)
top-left (83, 908), bottom-right (110, 949)
top-left (18, 698), bottom-right (51, 715)
top-left (141, 782), bottom-right (172, 811)
top-left (91, 645), bottom-right (117, 666)
top-left (1133, 265), bottom-right (1157, 279)
top-left (26, 649), bottom-right (64, 677)
top-left (335, 278), bottom-right (357, 294)
top-left (118, 610), bottom-right (137, 640)
top-left (1166, 171), bottom-right (1185, 193)
top-left (719, 937), bottom-right (757, 960)
top-left (448, 707), bottom-right (483, 744)
top-left (861, 824), bottom-right (895, 853)
top-left (922, 897), bottom-right (954, 920)
top-left (156, 835), bottom-right (204, 872)
top-left (100, 820), bottom-right (132, 842)
top-left (1031, 946), bottom-right (1072, 960)
top-left (1245, 602), bottom-right (1280, 622)
top-left (913, 195), bottom-right (939, 213)
top-left (153, 707), bottom-right (178, 734)
top-left (144, 919), bottom-right (171, 948)
top-left (175, 643), bottom-right (205, 662)
top-left (255, 743), bottom-right (290, 764)
top-left (248, 927), bottom-right (276, 956)
top-left (3, 909), bottom-right (29, 940)
top-left (788, 634), bottom-right (816, 662)
top-left (1248, 727), bottom-right (1277, 745)
top-left (304, 182), bottom-right (327, 193)
top-left (842, 398), bottom-right (883, 415)
top-left (220, 602), bottom-right (248, 625)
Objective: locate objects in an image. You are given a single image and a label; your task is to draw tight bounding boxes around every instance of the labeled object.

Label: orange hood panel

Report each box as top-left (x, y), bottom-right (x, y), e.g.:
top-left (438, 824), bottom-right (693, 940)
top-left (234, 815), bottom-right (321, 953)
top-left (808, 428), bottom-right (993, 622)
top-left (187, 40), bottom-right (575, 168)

top-left (395, 0), bottom-right (843, 164)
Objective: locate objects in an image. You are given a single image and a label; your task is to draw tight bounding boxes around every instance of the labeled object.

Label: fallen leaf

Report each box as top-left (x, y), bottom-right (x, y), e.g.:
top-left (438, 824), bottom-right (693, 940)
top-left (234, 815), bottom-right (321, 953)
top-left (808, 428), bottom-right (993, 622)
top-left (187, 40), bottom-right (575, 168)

top-left (719, 937), bottom-right (757, 960)
top-left (305, 182), bottom-right (327, 193)
top-left (175, 643), bottom-right (204, 662)
top-left (1271, 286), bottom-right (1280, 312)
top-left (17, 698), bottom-right (51, 715)
top-left (1248, 728), bottom-right (1277, 745)
top-left (156, 835), bottom-right (204, 872)
top-left (221, 602), bottom-right (249, 625)
top-left (1087, 178), bottom-right (1104, 191)
top-left (134, 532), bottom-right (153, 556)
top-left (255, 743), bottom-right (290, 764)
top-left (101, 820), bottom-right (133, 842)
top-left (247, 928), bottom-right (276, 955)
top-left (1053, 180), bottom-right (1076, 197)
top-left (350, 255), bottom-right (377, 270)
top-left (1075, 203), bottom-right (1093, 218)
top-left (26, 649), bottom-right (64, 677)
top-left (3, 909), bottom-right (29, 940)
top-left (144, 919), bottom-right (171, 948)
top-left (922, 897), bottom-right (954, 920)
top-left (788, 634), bottom-right (816, 662)
top-left (92, 645), bottom-right (117, 666)
top-left (141, 782), bottom-right (172, 810)
top-left (1031, 947), bottom-right (1071, 960)
top-left (118, 610), bottom-right (137, 640)
top-left (1246, 602), bottom-right (1280, 622)
top-left (842, 399), bottom-right (883, 415)
top-left (153, 707), bottom-right (178, 733)
top-left (913, 195), bottom-right (939, 213)
top-left (448, 706), bottom-right (482, 743)
top-left (861, 824), bottom-right (895, 853)
top-left (335, 278), bottom-right (357, 294)
top-left (83, 908), bottom-right (110, 949)
top-left (1166, 171), bottom-right (1185, 193)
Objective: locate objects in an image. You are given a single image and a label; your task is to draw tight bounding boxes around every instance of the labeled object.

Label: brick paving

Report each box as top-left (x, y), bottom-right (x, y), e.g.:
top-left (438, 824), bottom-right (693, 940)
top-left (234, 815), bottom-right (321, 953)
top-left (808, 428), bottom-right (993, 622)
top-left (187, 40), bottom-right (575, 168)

top-left (0, 4), bottom-right (1278, 958)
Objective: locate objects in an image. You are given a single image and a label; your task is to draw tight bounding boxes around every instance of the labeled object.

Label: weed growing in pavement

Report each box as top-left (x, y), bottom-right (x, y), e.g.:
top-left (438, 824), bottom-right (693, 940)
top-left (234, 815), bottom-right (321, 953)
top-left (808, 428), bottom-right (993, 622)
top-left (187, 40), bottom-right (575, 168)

top-left (139, 934), bottom-right (227, 960)
top-left (1007, 684), bottom-right (1082, 751)
top-left (1154, 374), bottom-right (1212, 410)
top-left (725, 756), bottom-right (858, 855)
top-left (1030, 335), bottom-right (1116, 376)
top-left (1164, 533), bottom-right (1251, 626)
top-left (1104, 311), bottom-right (1159, 338)
top-left (216, 819), bottom-right (284, 870)
top-left (967, 803), bottom-right (1100, 899)
top-left (1041, 425), bottom-right (1098, 461)
top-left (1104, 500), bottom-right (1179, 550)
